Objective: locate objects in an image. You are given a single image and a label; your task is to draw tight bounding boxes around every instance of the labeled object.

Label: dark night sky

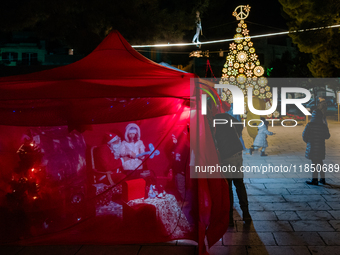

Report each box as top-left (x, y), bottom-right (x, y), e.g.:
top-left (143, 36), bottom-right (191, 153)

top-left (198, 1), bottom-right (288, 41)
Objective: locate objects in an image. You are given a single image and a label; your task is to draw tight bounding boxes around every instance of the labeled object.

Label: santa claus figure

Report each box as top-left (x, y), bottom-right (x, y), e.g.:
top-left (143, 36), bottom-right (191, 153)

top-left (120, 123), bottom-right (145, 171)
top-left (94, 132), bottom-right (126, 184)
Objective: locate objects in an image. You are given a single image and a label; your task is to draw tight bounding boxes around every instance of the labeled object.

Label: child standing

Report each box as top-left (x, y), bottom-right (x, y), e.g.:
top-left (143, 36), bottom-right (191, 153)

top-left (250, 118), bottom-right (274, 156)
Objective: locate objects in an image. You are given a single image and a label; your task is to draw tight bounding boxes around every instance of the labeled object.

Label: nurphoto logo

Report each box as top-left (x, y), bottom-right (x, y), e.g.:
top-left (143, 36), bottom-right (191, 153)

top-left (201, 84), bottom-right (312, 128)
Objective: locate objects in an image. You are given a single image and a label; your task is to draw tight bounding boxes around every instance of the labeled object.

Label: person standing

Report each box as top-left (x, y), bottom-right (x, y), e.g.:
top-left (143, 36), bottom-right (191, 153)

top-left (302, 109), bottom-right (330, 185)
top-left (214, 111), bottom-right (251, 226)
top-left (192, 11), bottom-right (202, 47)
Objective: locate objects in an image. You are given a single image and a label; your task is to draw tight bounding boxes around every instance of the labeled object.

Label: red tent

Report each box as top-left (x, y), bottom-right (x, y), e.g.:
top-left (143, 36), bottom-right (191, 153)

top-left (0, 31), bottom-right (229, 254)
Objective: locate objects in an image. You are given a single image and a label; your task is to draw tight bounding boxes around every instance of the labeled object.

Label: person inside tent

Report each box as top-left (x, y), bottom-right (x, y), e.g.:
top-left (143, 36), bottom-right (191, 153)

top-left (120, 123), bottom-right (145, 172)
top-left (94, 132), bottom-right (126, 184)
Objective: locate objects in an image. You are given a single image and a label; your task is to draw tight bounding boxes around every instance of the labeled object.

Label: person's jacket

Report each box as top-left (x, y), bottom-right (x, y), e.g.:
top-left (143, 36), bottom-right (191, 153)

top-left (214, 113), bottom-right (243, 160)
top-left (302, 110), bottom-right (330, 160)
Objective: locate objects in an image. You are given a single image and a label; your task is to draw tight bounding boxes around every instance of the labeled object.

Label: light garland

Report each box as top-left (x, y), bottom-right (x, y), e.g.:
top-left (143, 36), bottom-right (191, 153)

top-left (131, 24), bottom-right (340, 48)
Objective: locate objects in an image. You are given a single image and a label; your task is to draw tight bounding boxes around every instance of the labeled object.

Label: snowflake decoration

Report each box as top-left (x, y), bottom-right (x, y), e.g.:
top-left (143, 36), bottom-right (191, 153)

top-left (258, 77), bottom-right (268, 86)
top-left (250, 54), bottom-right (258, 61)
top-left (273, 111), bottom-right (280, 118)
top-left (245, 62), bottom-right (254, 69)
top-left (254, 66), bottom-right (264, 76)
top-left (244, 5), bottom-right (251, 12)
top-left (237, 51), bottom-right (248, 63)
top-left (231, 69), bottom-right (238, 76)
top-left (242, 29), bottom-right (249, 36)
top-left (229, 43), bottom-right (237, 50)
top-left (245, 69), bottom-right (253, 77)
top-left (234, 34), bottom-right (243, 43)
top-left (237, 74), bottom-right (247, 84)
top-left (227, 55), bottom-right (235, 62)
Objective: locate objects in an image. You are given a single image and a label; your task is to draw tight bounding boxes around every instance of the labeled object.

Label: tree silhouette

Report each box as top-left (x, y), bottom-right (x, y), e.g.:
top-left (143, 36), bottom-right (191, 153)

top-left (279, 0), bottom-right (340, 79)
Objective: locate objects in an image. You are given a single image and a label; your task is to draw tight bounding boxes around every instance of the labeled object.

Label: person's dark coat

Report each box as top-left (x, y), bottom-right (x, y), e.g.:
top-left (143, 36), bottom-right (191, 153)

top-left (214, 113), bottom-right (243, 159)
top-left (302, 110), bottom-right (330, 160)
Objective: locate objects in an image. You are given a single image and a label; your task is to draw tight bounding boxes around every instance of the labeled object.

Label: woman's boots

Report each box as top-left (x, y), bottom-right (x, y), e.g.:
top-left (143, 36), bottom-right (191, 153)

top-left (319, 178), bottom-right (326, 184)
top-left (306, 178), bottom-right (318, 185)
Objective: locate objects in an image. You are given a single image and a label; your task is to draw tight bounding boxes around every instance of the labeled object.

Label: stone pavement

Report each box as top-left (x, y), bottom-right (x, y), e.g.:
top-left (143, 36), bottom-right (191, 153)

top-left (1, 118), bottom-right (340, 255)
top-left (218, 117), bottom-right (340, 255)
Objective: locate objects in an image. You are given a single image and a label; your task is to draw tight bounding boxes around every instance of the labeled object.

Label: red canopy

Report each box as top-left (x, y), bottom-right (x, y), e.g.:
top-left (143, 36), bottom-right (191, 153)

top-left (0, 31), bottom-right (199, 127)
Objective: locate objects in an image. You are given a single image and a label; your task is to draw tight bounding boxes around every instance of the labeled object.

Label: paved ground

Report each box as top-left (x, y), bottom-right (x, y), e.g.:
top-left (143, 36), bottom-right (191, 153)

top-left (2, 117), bottom-right (340, 254)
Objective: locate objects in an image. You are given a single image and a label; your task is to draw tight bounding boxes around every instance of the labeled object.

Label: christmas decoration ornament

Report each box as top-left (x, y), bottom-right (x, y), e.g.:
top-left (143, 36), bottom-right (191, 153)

top-left (220, 5), bottom-right (272, 102)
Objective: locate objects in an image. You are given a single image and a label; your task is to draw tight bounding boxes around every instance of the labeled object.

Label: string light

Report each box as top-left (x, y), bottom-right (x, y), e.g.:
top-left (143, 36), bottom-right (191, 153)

top-left (131, 24), bottom-right (340, 48)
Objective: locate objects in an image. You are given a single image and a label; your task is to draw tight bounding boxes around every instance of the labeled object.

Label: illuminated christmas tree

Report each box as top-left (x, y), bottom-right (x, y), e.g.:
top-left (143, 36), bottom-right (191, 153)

top-left (6, 137), bottom-right (45, 209)
top-left (220, 5), bottom-right (272, 104)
